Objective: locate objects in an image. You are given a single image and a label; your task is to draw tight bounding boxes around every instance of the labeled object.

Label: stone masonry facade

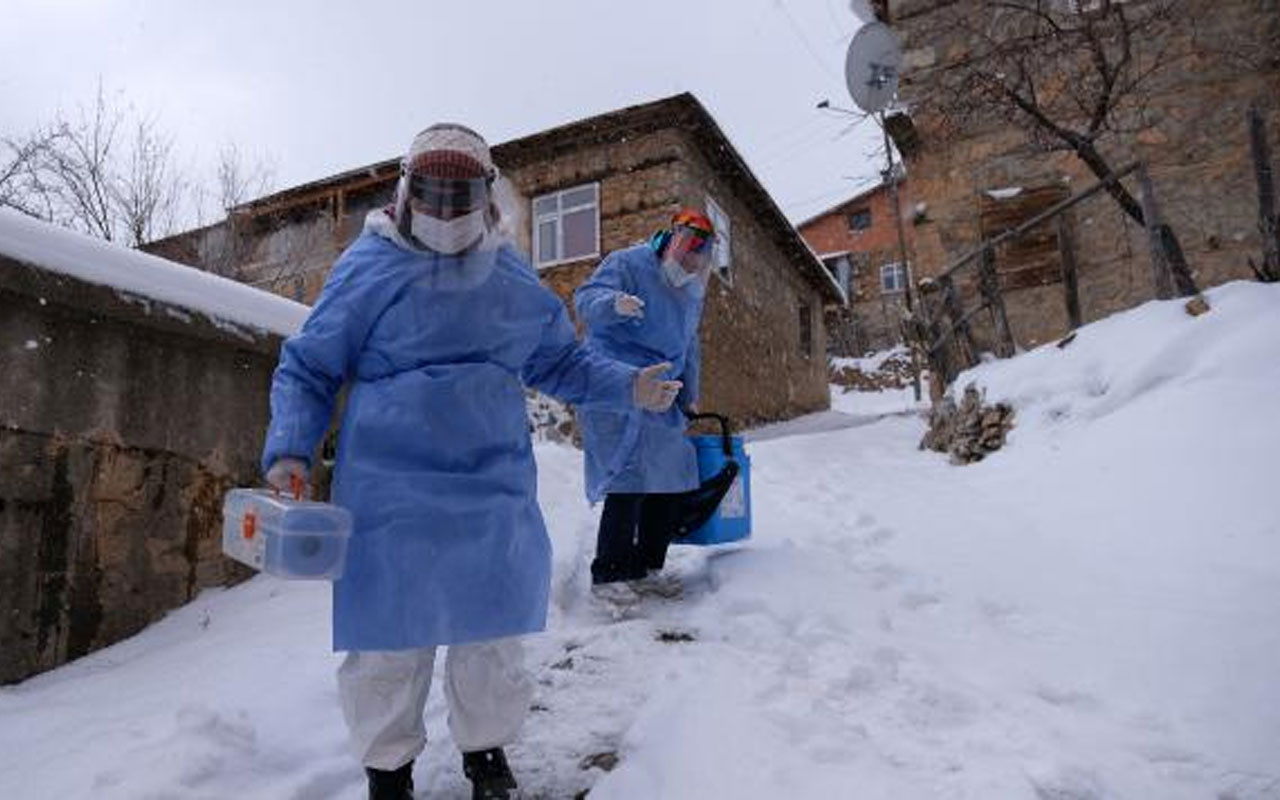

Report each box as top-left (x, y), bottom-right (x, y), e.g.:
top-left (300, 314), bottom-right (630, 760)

top-left (883, 0), bottom-right (1280, 351)
top-left (149, 94), bottom-right (839, 428)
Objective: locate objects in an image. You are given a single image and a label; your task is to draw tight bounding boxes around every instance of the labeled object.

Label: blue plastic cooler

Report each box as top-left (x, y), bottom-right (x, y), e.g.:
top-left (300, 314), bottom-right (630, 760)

top-left (682, 414), bottom-right (752, 546)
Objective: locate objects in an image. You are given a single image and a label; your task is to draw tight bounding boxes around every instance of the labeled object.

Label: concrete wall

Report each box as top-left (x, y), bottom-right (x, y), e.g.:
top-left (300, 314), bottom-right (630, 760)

top-left (0, 255), bottom-right (280, 684)
top-left (889, 0), bottom-right (1280, 351)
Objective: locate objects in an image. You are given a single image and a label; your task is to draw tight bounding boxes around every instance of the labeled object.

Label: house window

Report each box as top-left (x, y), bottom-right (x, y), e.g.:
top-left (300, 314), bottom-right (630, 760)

top-left (881, 261), bottom-right (909, 294)
top-left (798, 302), bottom-right (813, 356)
top-left (847, 208), bottom-right (872, 232)
top-left (532, 183), bottom-right (599, 268)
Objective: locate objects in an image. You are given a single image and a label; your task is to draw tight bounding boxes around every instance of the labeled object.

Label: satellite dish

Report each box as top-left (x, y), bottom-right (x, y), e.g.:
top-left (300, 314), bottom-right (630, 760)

top-left (844, 21), bottom-right (902, 114)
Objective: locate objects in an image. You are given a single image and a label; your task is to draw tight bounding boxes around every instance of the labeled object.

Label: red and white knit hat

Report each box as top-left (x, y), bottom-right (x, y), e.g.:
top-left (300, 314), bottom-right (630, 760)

top-left (404, 123), bottom-right (496, 180)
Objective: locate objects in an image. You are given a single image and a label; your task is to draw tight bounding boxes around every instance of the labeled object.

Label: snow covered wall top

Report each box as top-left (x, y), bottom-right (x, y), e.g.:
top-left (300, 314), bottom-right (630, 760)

top-left (0, 209), bottom-right (309, 338)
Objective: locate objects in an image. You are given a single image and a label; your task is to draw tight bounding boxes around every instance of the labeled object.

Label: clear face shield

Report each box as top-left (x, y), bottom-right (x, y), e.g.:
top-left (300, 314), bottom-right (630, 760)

top-left (402, 172), bottom-right (493, 256)
top-left (661, 225), bottom-right (714, 289)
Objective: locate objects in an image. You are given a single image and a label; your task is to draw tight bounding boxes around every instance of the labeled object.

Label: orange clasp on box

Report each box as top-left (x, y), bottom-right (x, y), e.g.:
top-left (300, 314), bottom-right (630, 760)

top-left (242, 509), bottom-right (257, 540)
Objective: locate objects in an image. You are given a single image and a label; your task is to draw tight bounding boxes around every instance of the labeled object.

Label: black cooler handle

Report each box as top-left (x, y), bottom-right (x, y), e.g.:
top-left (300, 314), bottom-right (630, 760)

top-left (685, 412), bottom-right (735, 458)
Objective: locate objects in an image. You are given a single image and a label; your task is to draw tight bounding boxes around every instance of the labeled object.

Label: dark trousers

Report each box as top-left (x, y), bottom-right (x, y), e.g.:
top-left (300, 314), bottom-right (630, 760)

top-left (590, 493), bottom-right (684, 585)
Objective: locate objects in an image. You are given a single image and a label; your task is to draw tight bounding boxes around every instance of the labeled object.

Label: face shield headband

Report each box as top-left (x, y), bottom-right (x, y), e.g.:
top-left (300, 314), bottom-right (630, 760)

top-left (666, 225), bottom-right (713, 267)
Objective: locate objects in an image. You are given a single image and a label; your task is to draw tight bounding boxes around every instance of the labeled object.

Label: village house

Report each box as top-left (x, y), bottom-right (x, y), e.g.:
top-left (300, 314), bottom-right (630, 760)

top-left (871, 0), bottom-right (1278, 351)
top-left (150, 93), bottom-right (845, 426)
top-left (796, 177), bottom-right (918, 355)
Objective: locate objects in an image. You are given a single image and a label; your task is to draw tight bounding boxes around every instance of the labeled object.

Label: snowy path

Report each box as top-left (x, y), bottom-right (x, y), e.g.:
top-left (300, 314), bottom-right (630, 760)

top-left (2, 283), bottom-right (1278, 799)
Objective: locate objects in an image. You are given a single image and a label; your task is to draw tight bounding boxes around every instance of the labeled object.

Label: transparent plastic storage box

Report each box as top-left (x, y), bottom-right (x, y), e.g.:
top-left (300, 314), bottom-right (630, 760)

top-left (221, 488), bottom-right (353, 580)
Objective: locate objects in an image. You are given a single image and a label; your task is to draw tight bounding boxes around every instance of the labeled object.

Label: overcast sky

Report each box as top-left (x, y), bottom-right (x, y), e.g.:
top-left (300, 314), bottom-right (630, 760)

top-left (2, 0), bottom-right (886, 228)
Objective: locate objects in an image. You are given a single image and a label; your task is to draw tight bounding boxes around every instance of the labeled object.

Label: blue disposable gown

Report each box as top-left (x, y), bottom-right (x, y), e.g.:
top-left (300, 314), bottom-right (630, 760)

top-left (574, 244), bottom-right (704, 503)
top-left (263, 216), bottom-right (637, 651)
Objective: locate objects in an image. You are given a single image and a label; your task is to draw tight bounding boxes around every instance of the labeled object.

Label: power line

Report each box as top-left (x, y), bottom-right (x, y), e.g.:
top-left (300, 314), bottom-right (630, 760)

top-left (770, 0), bottom-right (841, 82)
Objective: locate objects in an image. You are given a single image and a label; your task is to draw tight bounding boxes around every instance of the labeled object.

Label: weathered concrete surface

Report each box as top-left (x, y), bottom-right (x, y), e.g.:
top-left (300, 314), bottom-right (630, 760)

top-left (0, 254), bottom-right (282, 683)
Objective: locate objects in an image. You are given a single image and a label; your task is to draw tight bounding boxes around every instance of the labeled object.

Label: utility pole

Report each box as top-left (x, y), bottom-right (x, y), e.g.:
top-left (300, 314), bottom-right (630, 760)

top-left (880, 112), bottom-right (922, 402)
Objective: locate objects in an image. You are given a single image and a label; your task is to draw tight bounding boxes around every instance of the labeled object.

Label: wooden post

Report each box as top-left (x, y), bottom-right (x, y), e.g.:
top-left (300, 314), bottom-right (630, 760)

top-left (1136, 162), bottom-right (1174, 300)
top-left (916, 287), bottom-right (954, 388)
top-left (977, 246), bottom-right (1015, 357)
top-left (937, 274), bottom-right (977, 367)
top-left (1250, 103), bottom-right (1280, 281)
top-left (1057, 214), bottom-right (1082, 328)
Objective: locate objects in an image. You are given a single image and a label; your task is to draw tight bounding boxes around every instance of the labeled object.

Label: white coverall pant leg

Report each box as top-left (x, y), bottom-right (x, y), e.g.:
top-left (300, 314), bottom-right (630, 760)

top-left (337, 636), bottom-right (533, 771)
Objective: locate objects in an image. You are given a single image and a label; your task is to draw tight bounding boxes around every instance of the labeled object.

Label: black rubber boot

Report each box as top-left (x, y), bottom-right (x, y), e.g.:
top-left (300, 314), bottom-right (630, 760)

top-left (365, 761), bottom-right (414, 800)
top-left (462, 748), bottom-right (517, 799)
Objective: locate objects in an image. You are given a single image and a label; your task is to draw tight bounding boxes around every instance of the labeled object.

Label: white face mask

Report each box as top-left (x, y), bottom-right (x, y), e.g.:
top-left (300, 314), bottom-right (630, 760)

top-left (662, 256), bottom-right (698, 288)
top-left (410, 208), bottom-right (486, 254)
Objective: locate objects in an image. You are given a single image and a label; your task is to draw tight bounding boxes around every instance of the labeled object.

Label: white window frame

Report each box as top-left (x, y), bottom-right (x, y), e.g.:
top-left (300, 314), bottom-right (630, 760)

top-left (705, 195), bottom-right (732, 285)
top-left (531, 182), bottom-right (600, 269)
top-left (880, 261), bottom-right (910, 294)
top-left (820, 253), bottom-right (853, 300)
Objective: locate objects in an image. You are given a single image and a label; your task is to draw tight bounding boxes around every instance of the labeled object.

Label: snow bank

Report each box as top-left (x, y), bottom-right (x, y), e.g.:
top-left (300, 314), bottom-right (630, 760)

top-left (0, 209), bottom-right (309, 337)
top-left (949, 281), bottom-right (1280, 440)
top-left (1, 281), bottom-right (1277, 799)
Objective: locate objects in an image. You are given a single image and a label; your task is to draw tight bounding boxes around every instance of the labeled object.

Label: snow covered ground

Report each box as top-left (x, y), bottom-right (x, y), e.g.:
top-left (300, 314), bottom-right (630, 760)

top-left (1, 281), bottom-right (1278, 799)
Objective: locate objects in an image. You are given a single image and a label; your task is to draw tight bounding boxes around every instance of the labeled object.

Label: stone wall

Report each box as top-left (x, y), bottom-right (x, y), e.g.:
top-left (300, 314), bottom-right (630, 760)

top-left (677, 137), bottom-right (831, 424)
top-left (890, 0), bottom-right (1280, 351)
top-left (519, 129), bottom-right (832, 426)
top-left (0, 256), bottom-right (280, 684)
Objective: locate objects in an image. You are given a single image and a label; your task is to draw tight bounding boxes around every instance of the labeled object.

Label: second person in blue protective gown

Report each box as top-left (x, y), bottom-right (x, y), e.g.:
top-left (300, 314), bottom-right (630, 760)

top-left (575, 209), bottom-right (717, 588)
top-left (259, 123), bottom-right (680, 800)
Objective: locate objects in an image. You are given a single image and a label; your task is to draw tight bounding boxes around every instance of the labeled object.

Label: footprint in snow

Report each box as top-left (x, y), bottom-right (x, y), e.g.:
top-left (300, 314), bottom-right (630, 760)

top-left (898, 591), bottom-right (943, 611)
top-left (1032, 684), bottom-right (1102, 712)
top-left (1025, 763), bottom-right (1107, 800)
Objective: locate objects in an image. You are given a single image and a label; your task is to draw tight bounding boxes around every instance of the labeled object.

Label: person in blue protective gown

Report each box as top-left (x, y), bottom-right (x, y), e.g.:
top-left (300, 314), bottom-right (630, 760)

top-left (260, 123), bottom-right (680, 800)
top-left (574, 209), bottom-right (716, 592)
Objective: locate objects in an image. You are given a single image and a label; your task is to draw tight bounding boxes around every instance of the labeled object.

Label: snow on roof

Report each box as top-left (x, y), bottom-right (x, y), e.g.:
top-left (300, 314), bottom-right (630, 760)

top-left (0, 209), bottom-right (309, 338)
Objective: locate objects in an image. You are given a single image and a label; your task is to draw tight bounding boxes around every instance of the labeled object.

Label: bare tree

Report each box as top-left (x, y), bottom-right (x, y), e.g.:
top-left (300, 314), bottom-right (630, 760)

top-left (216, 142), bottom-right (275, 213)
top-left (1, 128), bottom-right (62, 219)
top-left (3, 82), bottom-right (189, 246)
top-left (196, 143), bottom-right (277, 278)
top-left (114, 117), bottom-right (186, 246)
top-left (903, 0), bottom-right (1211, 295)
top-left (40, 84), bottom-right (121, 240)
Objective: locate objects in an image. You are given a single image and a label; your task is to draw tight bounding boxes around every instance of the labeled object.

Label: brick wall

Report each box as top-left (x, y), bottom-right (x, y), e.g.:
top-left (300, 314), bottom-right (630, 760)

top-left (799, 182), bottom-right (918, 354)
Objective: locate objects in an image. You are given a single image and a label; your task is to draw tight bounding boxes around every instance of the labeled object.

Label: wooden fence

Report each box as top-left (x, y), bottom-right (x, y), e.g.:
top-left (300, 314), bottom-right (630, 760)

top-left (908, 106), bottom-right (1277, 390)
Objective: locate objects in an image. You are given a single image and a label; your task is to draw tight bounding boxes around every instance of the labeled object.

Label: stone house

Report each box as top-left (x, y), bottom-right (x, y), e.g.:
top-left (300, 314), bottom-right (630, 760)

top-left (873, 0), bottom-right (1279, 351)
top-left (150, 93), bottom-right (845, 425)
top-left (796, 178), bottom-right (918, 355)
